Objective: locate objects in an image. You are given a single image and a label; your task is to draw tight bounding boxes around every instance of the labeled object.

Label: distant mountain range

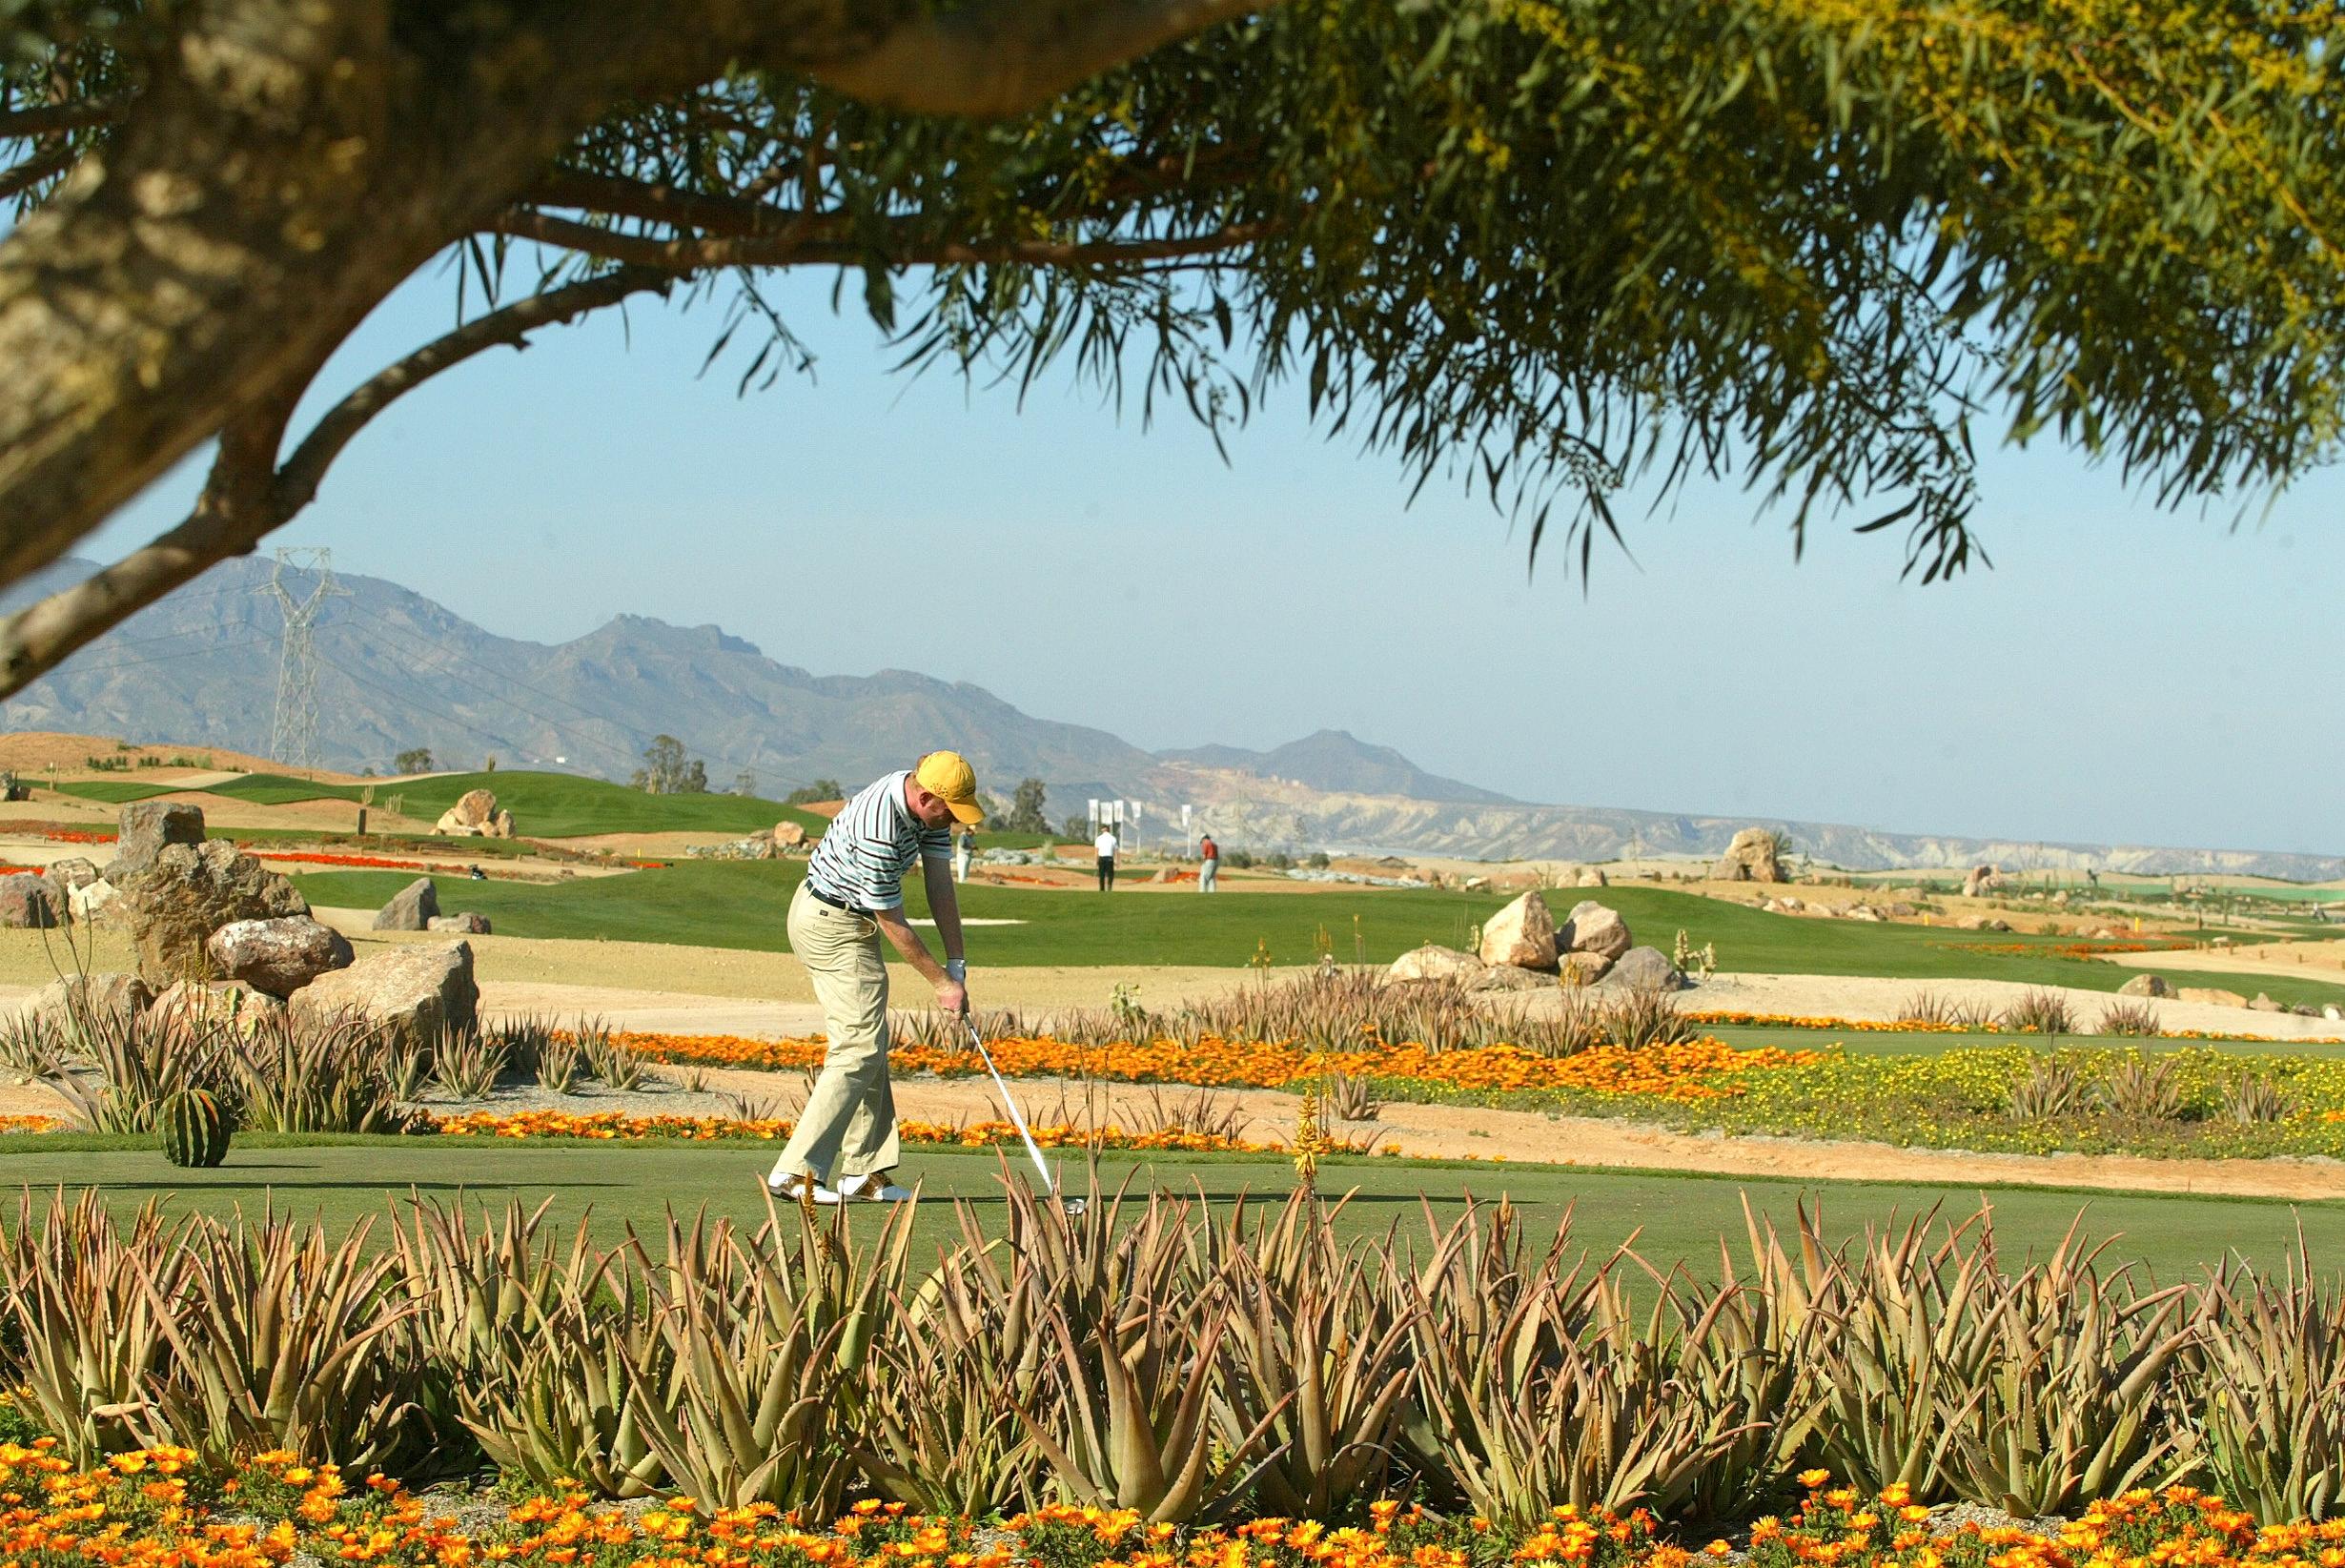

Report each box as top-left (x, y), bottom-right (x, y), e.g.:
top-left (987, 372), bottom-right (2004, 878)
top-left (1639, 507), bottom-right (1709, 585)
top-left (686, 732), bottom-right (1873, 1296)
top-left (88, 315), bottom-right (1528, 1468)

top-left (6, 556), bottom-right (2340, 879)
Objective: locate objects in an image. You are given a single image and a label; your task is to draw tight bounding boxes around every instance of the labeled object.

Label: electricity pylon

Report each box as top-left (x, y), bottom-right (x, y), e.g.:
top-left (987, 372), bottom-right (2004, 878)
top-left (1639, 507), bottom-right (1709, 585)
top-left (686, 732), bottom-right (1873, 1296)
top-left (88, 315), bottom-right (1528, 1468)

top-left (258, 547), bottom-right (348, 772)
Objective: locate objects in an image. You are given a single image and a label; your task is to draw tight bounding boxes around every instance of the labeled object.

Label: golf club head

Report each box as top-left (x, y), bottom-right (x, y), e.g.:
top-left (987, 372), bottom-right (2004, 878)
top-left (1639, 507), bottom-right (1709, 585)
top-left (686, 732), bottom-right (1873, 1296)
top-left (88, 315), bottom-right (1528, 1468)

top-left (1059, 1195), bottom-right (1088, 1216)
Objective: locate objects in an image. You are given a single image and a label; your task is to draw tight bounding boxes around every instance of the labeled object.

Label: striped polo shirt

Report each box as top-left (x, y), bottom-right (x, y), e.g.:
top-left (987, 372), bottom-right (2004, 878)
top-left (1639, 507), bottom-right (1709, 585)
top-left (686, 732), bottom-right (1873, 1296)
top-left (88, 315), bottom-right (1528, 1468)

top-left (803, 770), bottom-right (952, 911)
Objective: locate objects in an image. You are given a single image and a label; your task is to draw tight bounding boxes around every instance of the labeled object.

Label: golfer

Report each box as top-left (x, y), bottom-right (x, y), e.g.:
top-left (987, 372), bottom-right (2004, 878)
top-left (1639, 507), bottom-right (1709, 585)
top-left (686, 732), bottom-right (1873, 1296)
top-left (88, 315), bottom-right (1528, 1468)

top-left (765, 751), bottom-right (982, 1205)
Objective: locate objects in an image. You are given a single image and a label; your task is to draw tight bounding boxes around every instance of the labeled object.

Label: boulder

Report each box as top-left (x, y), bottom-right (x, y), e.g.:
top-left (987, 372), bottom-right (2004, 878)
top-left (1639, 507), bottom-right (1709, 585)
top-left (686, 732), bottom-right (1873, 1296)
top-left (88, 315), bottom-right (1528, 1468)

top-left (1478, 891), bottom-right (1558, 970)
top-left (2326, 1005), bottom-right (2342, 1023)
top-left (112, 841), bottom-right (309, 986)
top-left (428, 912), bottom-right (492, 935)
top-left (205, 915), bottom-right (354, 998)
top-left (453, 788), bottom-right (499, 828)
top-left (1844, 905), bottom-right (1886, 922)
top-left (113, 802), bottom-right (206, 872)
top-left (1560, 950), bottom-right (1615, 986)
top-left (149, 978), bottom-right (287, 1032)
top-left (44, 857), bottom-right (99, 896)
top-left (1469, 964), bottom-right (1548, 992)
top-left (1575, 867), bottom-right (1608, 887)
top-left (373, 877), bottom-right (440, 931)
top-left (1387, 944), bottom-right (1485, 985)
top-left (1962, 865), bottom-right (1999, 899)
top-left (0, 875), bottom-right (60, 928)
top-left (2251, 993), bottom-right (2286, 1013)
top-left (2118, 974), bottom-right (2173, 999)
top-left (291, 941), bottom-right (477, 1048)
top-left (484, 808), bottom-right (515, 839)
top-left (1708, 827), bottom-right (1784, 884)
top-left (22, 972), bottom-right (151, 1037)
top-left (773, 821), bottom-right (807, 849)
top-left (1600, 946), bottom-right (1690, 992)
top-left (2177, 987), bottom-right (2249, 1008)
top-left (432, 807), bottom-right (480, 837)
top-left (1560, 900), bottom-right (1633, 961)
top-left (68, 879), bottom-right (117, 924)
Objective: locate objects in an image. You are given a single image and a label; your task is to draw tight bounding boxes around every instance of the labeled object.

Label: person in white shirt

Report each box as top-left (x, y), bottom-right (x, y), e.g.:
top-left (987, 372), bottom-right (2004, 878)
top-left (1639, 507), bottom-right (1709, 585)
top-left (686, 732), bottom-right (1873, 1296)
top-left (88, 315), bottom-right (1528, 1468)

top-left (1093, 825), bottom-right (1118, 892)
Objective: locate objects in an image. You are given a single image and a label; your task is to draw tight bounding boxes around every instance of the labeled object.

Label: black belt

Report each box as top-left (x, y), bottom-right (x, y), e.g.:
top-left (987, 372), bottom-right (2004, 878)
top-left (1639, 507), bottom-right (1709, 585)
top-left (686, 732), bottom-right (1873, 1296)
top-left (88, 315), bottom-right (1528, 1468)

top-left (806, 885), bottom-right (871, 917)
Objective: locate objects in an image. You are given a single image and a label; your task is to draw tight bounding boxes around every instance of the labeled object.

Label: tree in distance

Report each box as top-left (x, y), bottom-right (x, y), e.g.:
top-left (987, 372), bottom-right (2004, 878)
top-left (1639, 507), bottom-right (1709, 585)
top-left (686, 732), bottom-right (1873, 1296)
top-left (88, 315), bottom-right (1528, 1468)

top-left (632, 735), bottom-right (707, 795)
top-left (394, 747), bottom-right (434, 775)
top-left (5, 0), bottom-right (2343, 694)
top-left (1002, 779), bottom-right (1050, 834)
top-left (783, 779), bottom-right (845, 807)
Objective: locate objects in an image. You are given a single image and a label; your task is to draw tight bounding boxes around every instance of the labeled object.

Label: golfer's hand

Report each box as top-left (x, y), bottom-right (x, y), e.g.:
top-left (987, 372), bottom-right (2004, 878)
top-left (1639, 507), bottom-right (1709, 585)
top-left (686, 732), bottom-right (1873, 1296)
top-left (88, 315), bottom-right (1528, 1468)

top-left (936, 978), bottom-right (969, 1016)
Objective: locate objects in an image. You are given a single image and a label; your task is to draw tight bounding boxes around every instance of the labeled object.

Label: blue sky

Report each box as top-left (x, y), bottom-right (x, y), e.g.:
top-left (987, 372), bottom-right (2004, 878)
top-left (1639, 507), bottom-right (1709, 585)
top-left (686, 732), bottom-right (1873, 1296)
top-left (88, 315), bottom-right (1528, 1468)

top-left (80, 258), bottom-right (2343, 857)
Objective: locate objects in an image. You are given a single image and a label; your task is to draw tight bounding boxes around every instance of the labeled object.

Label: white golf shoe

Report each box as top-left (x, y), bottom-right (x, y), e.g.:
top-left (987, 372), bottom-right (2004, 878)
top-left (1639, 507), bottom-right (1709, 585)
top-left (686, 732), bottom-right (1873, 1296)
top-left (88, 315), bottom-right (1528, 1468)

top-left (765, 1171), bottom-right (843, 1206)
top-left (834, 1171), bottom-right (912, 1203)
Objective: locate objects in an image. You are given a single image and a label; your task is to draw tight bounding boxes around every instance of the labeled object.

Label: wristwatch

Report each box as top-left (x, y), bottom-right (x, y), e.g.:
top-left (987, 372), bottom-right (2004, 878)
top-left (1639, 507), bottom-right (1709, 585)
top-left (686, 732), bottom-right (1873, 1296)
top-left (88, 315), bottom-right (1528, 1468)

top-left (946, 958), bottom-right (966, 984)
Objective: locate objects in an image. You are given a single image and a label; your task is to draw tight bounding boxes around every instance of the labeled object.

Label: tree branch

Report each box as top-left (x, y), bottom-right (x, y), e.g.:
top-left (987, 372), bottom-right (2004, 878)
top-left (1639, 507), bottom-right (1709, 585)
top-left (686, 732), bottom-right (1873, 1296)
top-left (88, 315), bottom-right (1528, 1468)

top-left (271, 265), bottom-right (670, 513)
top-left (0, 95), bottom-right (131, 138)
top-left (0, 142), bottom-right (76, 202)
top-left (493, 207), bottom-right (1277, 271)
top-left (0, 377), bottom-right (303, 699)
top-left (530, 168), bottom-right (841, 240)
top-left (800, 0), bottom-right (1270, 117)
top-left (0, 266), bottom-right (669, 698)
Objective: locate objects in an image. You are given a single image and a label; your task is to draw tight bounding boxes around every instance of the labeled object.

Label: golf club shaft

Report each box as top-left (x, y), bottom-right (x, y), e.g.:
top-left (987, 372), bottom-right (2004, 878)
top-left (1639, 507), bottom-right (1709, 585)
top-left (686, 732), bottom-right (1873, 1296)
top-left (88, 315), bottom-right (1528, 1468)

top-left (965, 1017), bottom-right (1057, 1197)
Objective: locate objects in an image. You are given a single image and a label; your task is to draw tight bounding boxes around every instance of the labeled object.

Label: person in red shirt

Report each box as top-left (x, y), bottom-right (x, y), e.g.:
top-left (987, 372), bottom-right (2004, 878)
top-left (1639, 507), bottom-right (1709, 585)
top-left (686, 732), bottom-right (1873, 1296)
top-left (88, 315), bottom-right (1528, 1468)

top-left (1198, 833), bottom-right (1219, 893)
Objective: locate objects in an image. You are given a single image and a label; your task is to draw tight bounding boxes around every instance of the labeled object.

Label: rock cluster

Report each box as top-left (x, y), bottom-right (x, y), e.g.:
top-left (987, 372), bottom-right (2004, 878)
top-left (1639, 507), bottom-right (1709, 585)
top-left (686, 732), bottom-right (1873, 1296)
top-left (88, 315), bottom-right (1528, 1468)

top-left (1708, 827), bottom-right (1784, 884)
top-left (773, 821), bottom-right (807, 849)
top-left (1963, 865), bottom-right (2001, 898)
top-left (434, 788), bottom-right (515, 838)
top-left (103, 804), bottom-right (311, 985)
top-left (1391, 891), bottom-right (1679, 991)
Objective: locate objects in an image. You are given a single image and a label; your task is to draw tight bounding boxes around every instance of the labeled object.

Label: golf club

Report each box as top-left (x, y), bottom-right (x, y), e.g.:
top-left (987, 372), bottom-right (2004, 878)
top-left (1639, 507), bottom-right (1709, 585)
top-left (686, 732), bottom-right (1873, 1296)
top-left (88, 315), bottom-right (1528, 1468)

top-left (963, 1015), bottom-right (1087, 1215)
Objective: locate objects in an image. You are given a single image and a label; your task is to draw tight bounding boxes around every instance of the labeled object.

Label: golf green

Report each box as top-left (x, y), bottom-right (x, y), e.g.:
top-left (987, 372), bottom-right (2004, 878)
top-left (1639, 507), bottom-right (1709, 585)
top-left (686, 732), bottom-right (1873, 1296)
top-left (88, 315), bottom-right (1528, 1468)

top-left (6, 1138), bottom-right (2335, 1282)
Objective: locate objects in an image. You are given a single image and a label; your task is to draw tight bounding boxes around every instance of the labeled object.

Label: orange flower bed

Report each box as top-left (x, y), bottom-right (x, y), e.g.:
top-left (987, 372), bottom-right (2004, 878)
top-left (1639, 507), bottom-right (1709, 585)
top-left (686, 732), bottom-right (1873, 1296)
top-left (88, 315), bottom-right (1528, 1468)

top-left (0, 1115), bottom-right (63, 1134)
top-left (244, 848), bottom-right (430, 870)
top-left (425, 1108), bottom-right (1391, 1154)
top-left (613, 1029), bottom-right (1820, 1103)
top-left (40, 829), bottom-right (113, 844)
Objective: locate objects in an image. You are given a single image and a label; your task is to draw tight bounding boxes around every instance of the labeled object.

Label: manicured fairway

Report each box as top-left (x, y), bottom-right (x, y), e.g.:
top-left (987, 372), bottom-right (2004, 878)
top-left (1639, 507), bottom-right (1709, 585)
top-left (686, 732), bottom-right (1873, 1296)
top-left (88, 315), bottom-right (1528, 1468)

top-left (285, 859), bottom-right (2345, 1006)
top-left (6, 1137), bottom-right (2338, 1281)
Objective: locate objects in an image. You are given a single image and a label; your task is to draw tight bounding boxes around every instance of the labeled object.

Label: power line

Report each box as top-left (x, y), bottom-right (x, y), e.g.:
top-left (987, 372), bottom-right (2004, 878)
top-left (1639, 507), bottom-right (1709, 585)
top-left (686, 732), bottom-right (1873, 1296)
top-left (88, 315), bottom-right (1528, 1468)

top-left (326, 598), bottom-right (813, 788)
top-left (7, 632), bottom-right (284, 679)
top-left (313, 650), bottom-right (537, 757)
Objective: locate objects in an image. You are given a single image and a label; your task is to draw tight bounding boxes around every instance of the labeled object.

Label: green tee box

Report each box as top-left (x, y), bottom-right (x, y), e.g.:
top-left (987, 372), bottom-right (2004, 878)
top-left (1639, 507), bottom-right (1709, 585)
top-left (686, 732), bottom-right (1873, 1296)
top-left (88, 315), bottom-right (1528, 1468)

top-left (1, 1137), bottom-right (2335, 1283)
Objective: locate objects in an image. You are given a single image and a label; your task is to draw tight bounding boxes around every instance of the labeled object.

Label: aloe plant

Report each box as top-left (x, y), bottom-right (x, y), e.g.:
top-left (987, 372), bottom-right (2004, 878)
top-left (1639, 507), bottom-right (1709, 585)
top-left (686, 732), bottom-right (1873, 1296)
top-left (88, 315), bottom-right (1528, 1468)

top-left (140, 1209), bottom-right (428, 1471)
top-left (1942, 1223), bottom-right (2193, 1514)
top-left (0, 1191), bottom-right (183, 1459)
top-left (1209, 1201), bottom-right (1417, 1517)
top-left (2182, 1247), bottom-right (2345, 1520)
top-left (621, 1202), bottom-right (912, 1511)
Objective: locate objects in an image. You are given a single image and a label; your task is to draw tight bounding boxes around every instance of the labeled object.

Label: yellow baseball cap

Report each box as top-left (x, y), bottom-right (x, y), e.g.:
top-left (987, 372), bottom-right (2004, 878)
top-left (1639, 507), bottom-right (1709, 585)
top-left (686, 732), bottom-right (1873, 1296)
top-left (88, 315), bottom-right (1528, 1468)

top-left (914, 751), bottom-right (985, 824)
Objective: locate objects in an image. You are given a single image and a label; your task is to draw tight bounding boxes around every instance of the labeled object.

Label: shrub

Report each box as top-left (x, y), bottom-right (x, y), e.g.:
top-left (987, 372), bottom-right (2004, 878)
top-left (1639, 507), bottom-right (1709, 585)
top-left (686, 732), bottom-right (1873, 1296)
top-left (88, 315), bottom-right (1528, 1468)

top-left (2002, 988), bottom-right (2077, 1035)
top-left (2223, 1070), bottom-right (2295, 1125)
top-left (2009, 1056), bottom-right (2085, 1120)
top-left (2098, 999), bottom-right (2163, 1036)
top-left (2092, 1055), bottom-right (2186, 1121)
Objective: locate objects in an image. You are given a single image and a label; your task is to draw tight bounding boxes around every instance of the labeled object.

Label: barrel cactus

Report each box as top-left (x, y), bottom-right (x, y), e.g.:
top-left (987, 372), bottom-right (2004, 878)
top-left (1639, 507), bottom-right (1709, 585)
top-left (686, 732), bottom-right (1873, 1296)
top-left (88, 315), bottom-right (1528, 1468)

top-left (157, 1089), bottom-right (230, 1169)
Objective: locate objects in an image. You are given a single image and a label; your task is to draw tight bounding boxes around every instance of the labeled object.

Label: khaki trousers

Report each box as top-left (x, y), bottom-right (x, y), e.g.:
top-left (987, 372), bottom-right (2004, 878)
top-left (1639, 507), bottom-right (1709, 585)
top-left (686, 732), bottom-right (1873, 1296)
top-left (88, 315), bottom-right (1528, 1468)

top-left (775, 882), bottom-right (899, 1181)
